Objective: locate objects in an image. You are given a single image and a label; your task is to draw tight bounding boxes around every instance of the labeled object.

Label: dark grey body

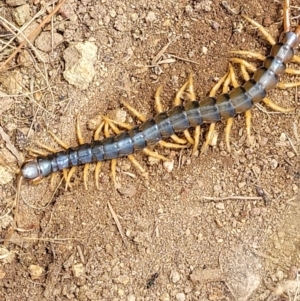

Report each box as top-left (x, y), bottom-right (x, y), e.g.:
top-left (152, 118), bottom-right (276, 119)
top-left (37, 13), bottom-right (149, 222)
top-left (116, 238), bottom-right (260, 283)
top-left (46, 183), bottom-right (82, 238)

top-left (21, 31), bottom-right (300, 181)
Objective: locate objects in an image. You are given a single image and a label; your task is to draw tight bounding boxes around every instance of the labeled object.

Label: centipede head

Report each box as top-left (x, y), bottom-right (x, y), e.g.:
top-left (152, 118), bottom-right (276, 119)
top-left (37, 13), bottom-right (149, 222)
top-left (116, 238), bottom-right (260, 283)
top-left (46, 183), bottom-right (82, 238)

top-left (20, 158), bottom-right (45, 184)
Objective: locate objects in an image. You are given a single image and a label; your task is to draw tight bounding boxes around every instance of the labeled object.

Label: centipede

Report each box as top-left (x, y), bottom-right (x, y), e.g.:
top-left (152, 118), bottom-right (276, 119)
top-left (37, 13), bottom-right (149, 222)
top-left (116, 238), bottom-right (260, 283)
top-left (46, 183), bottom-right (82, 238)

top-left (18, 0), bottom-right (300, 194)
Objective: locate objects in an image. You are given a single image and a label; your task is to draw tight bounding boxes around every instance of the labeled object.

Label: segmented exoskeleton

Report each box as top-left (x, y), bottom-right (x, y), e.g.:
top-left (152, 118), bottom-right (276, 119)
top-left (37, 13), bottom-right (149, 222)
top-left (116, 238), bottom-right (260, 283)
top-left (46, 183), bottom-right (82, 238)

top-left (20, 0), bottom-right (300, 186)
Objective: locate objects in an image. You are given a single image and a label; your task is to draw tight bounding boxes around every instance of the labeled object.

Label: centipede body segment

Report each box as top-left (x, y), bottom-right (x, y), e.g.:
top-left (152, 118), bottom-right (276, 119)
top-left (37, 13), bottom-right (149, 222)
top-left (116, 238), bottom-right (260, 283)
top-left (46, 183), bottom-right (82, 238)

top-left (20, 0), bottom-right (300, 189)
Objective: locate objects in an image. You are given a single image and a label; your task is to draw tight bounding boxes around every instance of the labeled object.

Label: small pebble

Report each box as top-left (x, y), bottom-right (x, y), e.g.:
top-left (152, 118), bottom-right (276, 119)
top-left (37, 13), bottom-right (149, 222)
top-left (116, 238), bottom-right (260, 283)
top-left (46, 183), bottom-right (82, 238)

top-left (145, 11), bottom-right (156, 22)
top-left (176, 292), bottom-right (186, 301)
top-left (213, 184), bottom-right (222, 192)
top-left (131, 13), bottom-right (138, 22)
top-left (103, 15), bottom-right (110, 25)
top-left (238, 182), bottom-right (246, 188)
top-left (118, 289), bottom-right (125, 297)
top-left (73, 263), bottom-right (84, 277)
top-left (160, 292), bottom-right (170, 301)
top-left (127, 295), bottom-right (136, 301)
top-left (163, 160), bottom-right (174, 173)
top-left (287, 151), bottom-right (295, 158)
top-left (170, 270), bottom-right (181, 283)
top-left (28, 264), bottom-right (44, 279)
top-left (276, 270), bottom-right (284, 281)
top-left (202, 46), bottom-right (208, 54)
top-left (215, 202), bottom-right (224, 210)
top-left (109, 9), bottom-right (116, 17)
top-left (279, 133), bottom-right (286, 142)
top-left (270, 159), bottom-right (278, 169)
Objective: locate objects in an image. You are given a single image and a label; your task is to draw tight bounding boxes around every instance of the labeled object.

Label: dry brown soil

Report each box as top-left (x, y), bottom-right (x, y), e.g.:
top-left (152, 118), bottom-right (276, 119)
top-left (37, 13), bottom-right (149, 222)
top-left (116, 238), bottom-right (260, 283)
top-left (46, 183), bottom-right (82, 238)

top-left (0, 0), bottom-right (300, 300)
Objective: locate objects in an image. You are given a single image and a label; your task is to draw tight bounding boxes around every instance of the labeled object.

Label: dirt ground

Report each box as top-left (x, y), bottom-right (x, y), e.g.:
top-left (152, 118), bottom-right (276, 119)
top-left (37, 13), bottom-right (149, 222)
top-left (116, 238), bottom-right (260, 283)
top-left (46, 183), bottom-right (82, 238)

top-left (0, 0), bottom-right (300, 300)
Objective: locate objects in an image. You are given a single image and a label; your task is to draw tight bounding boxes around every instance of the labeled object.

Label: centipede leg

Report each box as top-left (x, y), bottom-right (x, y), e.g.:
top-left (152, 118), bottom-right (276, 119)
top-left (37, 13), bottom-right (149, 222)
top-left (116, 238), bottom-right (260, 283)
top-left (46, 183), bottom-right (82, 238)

top-left (186, 74), bottom-right (202, 156)
top-left (245, 110), bottom-right (253, 145)
top-left (154, 86), bottom-right (187, 145)
top-left (103, 117), bottom-right (150, 181)
top-left (174, 76), bottom-right (195, 146)
top-left (201, 71), bottom-right (231, 154)
top-left (201, 123), bottom-right (216, 154)
top-left (262, 98), bottom-right (295, 113)
top-left (242, 14), bottom-right (276, 45)
top-left (122, 97), bottom-right (187, 149)
top-left (48, 131), bottom-right (77, 189)
top-left (278, 81), bottom-right (300, 89)
top-left (224, 118), bottom-right (233, 152)
top-left (223, 64), bottom-right (241, 152)
top-left (283, 0), bottom-right (291, 33)
top-left (76, 115), bottom-right (91, 190)
top-left (142, 148), bottom-right (169, 161)
top-left (127, 155), bottom-right (148, 178)
top-left (121, 99), bottom-right (147, 122)
top-left (229, 50), bottom-right (266, 61)
top-left (95, 162), bottom-right (102, 190)
top-left (48, 131), bottom-right (70, 149)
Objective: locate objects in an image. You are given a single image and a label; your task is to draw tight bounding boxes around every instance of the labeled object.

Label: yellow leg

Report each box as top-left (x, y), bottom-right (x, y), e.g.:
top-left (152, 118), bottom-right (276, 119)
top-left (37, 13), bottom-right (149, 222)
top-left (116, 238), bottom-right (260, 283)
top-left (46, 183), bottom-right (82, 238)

top-left (229, 58), bottom-right (257, 73)
top-left (224, 117), bottom-right (234, 152)
top-left (262, 98), bottom-right (294, 113)
top-left (192, 125), bottom-right (201, 156)
top-left (245, 110), bottom-right (252, 144)
top-left (174, 78), bottom-right (190, 105)
top-left (65, 166), bottom-right (76, 190)
top-left (102, 116), bottom-right (152, 179)
top-left (121, 100), bottom-right (147, 122)
top-left (34, 141), bottom-right (57, 153)
top-left (48, 131), bottom-right (70, 149)
top-left (48, 130), bottom-right (78, 189)
top-left (158, 140), bottom-right (188, 149)
top-left (83, 163), bottom-right (89, 191)
top-left (202, 71), bottom-right (232, 154)
top-left (186, 74), bottom-right (202, 154)
top-left (95, 162), bottom-right (102, 190)
top-left (94, 121), bottom-right (105, 140)
top-left (27, 147), bottom-right (48, 157)
top-left (154, 85), bottom-right (187, 145)
top-left (142, 148), bottom-right (169, 161)
top-left (292, 55), bottom-right (300, 64)
top-left (201, 123), bottom-right (216, 154)
top-left (62, 169), bottom-right (68, 184)
top-left (76, 115), bottom-right (91, 190)
top-left (283, 0), bottom-right (291, 33)
top-left (278, 81), bottom-right (300, 89)
top-left (127, 155), bottom-right (148, 178)
top-left (284, 68), bottom-right (300, 75)
top-left (173, 75), bottom-right (196, 145)
top-left (242, 14), bottom-right (276, 45)
top-left (154, 85), bottom-right (164, 113)
top-left (209, 72), bottom-right (228, 97)
top-left (240, 64), bottom-right (251, 81)
top-left (104, 117), bottom-right (132, 130)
